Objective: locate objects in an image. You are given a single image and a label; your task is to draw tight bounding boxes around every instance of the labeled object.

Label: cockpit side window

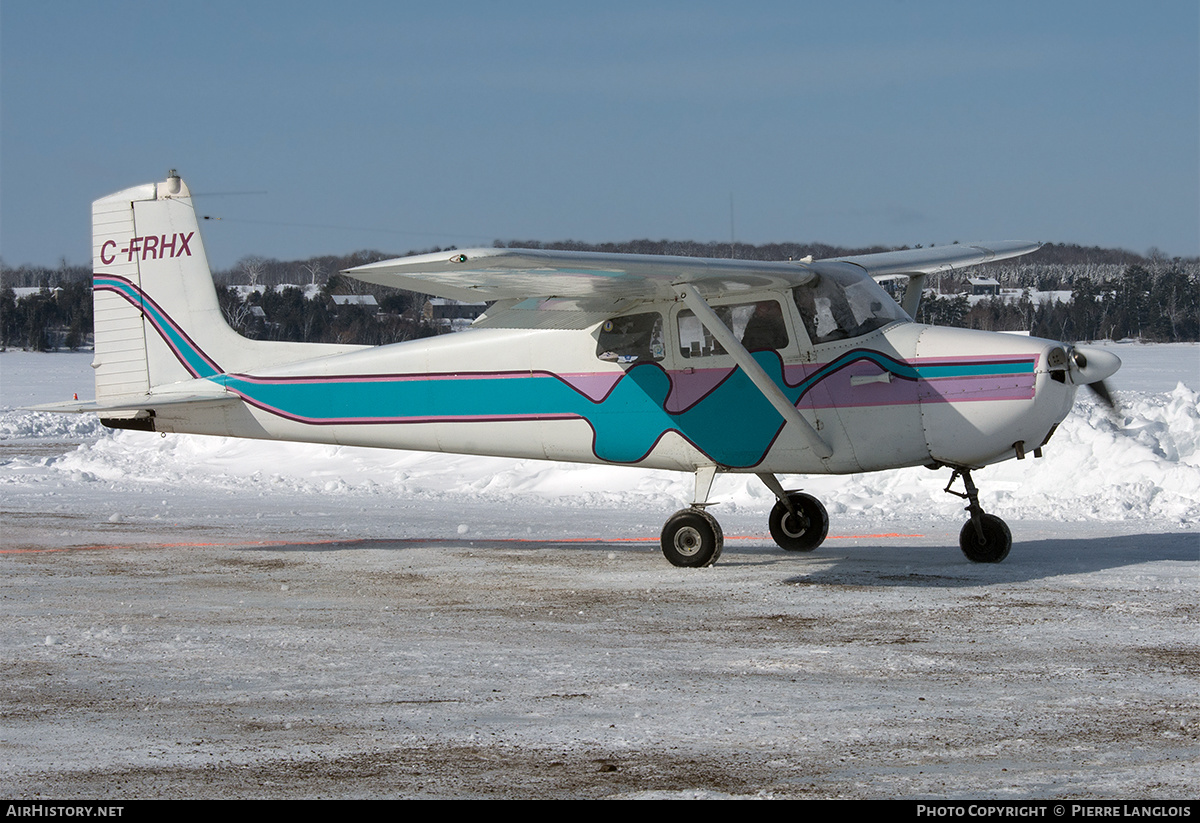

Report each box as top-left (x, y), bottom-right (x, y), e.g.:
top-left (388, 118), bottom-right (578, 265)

top-left (596, 311), bottom-right (665, 364)
top-left (738, 300), bottom-right (789, 351)
top-left (677, 300), bottom-right (789, 358)
top-left (792, 270), bottom-right (909, 344)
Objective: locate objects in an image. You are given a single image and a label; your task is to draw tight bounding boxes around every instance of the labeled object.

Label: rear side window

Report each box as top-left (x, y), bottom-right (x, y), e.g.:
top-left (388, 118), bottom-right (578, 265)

top-left (597, 312), bottom-right (665, 363)
top-left (677, 300), bottom-right (789, 358)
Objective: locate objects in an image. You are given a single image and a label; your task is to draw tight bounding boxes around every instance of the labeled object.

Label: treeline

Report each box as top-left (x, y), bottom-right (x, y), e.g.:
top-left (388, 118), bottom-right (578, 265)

top-left (0, 279), bottom-right (92, 351)
top-left (916, 261), bottom-right (1198, 342)
top-left (1037, 263), bottom-right (1198, 342)
top-left (213, 281), bottom-right (436, 346)
top-left (2, 242), bottom-right (1196, 350)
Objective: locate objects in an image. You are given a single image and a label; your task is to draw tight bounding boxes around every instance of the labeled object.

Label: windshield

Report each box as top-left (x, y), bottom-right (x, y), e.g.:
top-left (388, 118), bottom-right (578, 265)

top-left (792, 269), bottom-right (909, 344)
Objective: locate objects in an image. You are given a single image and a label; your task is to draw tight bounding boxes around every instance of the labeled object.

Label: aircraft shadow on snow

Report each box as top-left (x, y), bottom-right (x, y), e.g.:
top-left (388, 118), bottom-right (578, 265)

top-left (239, 531), bottom-right (1197, 588)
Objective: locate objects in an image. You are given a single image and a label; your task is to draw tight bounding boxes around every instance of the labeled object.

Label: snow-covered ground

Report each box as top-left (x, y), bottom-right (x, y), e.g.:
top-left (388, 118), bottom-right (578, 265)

top-left (1, 341), bottom-right (1197, 798)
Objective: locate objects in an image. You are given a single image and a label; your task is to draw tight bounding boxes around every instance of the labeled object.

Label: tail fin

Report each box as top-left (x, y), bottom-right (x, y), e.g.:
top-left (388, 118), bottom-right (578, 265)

top-left (91, 172), bottom-right (356, 403)
top-left (92, 171), bottom-right (245, 400)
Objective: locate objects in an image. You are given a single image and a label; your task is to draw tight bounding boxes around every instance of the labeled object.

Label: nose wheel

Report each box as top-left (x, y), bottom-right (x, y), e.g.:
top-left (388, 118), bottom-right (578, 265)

top-left (945, 469), bottom-right (1012, 563)
top-left (958, 513), bottom-right (1012, 563)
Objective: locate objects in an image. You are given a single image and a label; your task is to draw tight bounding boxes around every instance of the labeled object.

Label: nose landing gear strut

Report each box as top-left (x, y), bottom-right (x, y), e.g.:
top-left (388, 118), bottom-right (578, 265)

top-left (945, 468), bottom-right (1012, 563)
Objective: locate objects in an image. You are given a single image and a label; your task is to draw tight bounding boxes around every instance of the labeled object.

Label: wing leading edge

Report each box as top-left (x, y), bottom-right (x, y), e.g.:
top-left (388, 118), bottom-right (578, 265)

top-left (343, 242), bottom-right (1041, 307)
top-left (344, 248), bottom-right (817, 304)
top-left (828, 241), bottom-right (1042, 277)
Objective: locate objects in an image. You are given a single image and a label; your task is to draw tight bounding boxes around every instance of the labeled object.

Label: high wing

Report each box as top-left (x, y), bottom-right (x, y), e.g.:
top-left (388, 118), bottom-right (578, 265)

top-left (826, 240), bottom-right (1042, 317)
top-left (343, 241), bottom-right (1041, 326)
top-left (345, 248), bottom-right (818, 304)
top-left (826, 241), bottom-right (1042, 277)
top-left (346, 249), bottom-right (818, 329)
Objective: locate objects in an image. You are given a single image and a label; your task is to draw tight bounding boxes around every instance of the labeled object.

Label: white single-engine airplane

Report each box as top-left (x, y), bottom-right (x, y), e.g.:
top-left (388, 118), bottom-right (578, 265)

top-left (35, 172), bottom-right (1121, 567)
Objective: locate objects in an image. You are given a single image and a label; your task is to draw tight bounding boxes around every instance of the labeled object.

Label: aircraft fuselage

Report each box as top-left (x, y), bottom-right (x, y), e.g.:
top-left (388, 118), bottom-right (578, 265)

top-left (148, 299), bottom-right (1077, 477)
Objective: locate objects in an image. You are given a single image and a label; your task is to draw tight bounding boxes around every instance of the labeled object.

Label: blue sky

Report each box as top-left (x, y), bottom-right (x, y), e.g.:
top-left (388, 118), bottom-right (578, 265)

top-left (2, 0), bottom-right (1197, 270)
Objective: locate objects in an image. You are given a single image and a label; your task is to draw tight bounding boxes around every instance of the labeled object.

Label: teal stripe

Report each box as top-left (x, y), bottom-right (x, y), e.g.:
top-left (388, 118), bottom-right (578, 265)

top-left (218, 352), bottom-right (1034, 467)
top-left (97, 278), bottom-right (1035, 467)
top-left (95, 277), bottom-right (221, 379)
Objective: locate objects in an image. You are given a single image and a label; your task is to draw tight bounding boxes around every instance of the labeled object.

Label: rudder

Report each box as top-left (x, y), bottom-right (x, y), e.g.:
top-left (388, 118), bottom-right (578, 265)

top-left (93, 171), bottom-right (247, 400)
top-left (91, 171), bottom-right (313, 403)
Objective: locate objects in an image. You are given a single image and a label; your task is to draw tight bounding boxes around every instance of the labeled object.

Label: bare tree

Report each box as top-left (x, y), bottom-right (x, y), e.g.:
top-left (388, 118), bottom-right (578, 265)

top-left (301, 260), bottom-right (324, 287)
top-left (239, 256), bottom-right (266, 289)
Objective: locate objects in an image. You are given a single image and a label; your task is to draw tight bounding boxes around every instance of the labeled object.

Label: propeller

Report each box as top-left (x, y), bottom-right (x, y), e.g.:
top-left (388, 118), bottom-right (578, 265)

top-left (1085, 377), bottom-right (1117, 410)
top-left (1053, 344), bottom-right (1122, 413)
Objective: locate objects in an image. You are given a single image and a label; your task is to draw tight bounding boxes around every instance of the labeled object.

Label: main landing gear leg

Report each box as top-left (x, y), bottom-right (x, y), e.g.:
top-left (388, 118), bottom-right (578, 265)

top-left (660, 467), bottom-right (724, 568)
top-left (944, 468), bottom-right (1012, 563)
top-left (758, 473), bottom-right (829, 553)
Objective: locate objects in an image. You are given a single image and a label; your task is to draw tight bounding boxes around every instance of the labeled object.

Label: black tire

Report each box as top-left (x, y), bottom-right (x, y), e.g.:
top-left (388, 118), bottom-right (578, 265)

top-left (768, 492), bottom-right (829, 552)
top-left (959, 514), bottom-right (1012, 563)
top-left (660, 508), bottom-right (724, 568)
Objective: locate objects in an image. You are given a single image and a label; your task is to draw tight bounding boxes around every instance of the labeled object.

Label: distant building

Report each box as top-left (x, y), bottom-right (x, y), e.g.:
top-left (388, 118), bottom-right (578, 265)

top-left (12, 287), bottom-right (62, 300)
top-left (330, 294), bottom-right (379, 309)
top-left (423, 298), bottom-right (488, 329)
top-left (273, 283), bottom-right (324, 300)
top-left (873, 274), bottom-right (907, 300)
top-left (968, 277), bottom-right (1000, 296)
top-left (231, 284), bottom-right (266, 300)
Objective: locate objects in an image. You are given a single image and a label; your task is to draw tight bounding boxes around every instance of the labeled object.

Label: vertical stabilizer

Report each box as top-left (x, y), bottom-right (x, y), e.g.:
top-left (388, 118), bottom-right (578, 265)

top-left (91, 172), bottom-right (359, 403)
top-left (93, 171), bottom-right (245, 400)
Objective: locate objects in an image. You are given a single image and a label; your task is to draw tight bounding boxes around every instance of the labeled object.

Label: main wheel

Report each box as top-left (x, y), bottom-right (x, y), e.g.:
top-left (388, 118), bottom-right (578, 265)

top-left (768, 492), bottom-right (829, 552)
top-left (661, 508), bottom-right (724, 567)
top-left (959, 514), bottom-right (1012, 563)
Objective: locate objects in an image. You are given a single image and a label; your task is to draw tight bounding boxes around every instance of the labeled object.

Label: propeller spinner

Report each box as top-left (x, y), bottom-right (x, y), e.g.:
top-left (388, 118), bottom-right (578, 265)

top-left (1048, 344), bottom-right (1122, 410)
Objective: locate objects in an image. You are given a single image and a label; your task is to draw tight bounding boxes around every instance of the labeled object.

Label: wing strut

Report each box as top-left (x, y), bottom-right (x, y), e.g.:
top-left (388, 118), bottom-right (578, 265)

top-left (899, 272), bottom-right (927, 318)
top-left (672, 285), bottom-right (833, 460)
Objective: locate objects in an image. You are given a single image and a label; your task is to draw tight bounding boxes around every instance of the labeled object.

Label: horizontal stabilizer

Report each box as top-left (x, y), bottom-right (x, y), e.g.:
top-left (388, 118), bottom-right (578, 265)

top-left (24, 392), bottom-right (238, 415)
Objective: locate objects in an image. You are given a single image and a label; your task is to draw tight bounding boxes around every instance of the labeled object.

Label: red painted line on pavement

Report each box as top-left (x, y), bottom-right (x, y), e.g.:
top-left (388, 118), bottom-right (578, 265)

top-left (2, 532), bottom-right (924, 554)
